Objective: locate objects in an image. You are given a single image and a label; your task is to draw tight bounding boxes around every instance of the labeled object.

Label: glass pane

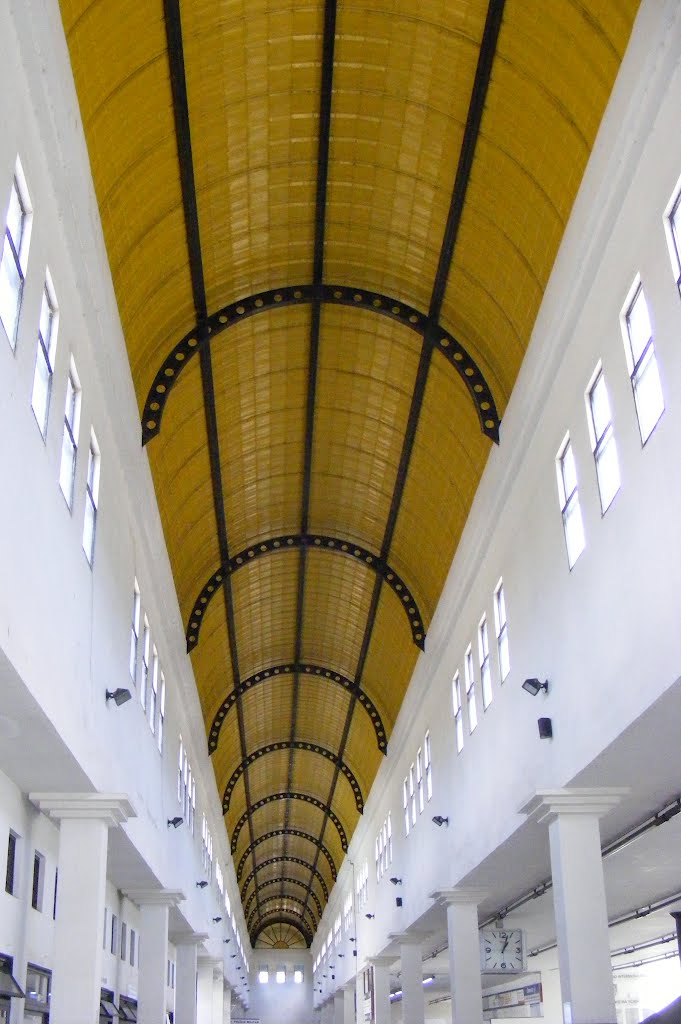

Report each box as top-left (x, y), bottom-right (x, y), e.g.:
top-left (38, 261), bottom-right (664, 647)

top-left (634, 350), bottom-right (664, 442)
top-left (39, 291), bottom-right (52, 353)
top-left (31, 348), bottom-right (51, 434)
top-left (6, 184), bottom-right (23, 246)
top-left (0, 244), bottom-right (21, 344)
top-left (628, 288), bottom-right (652, 364)
top-left (498, 629), bottom-right (510, 680)
top-left (561, 442), bottom-right (578, 498)
top-left (596, 431), bottom-right (620, 512)
top-left (590, 373), bottom-right (611, 441)
top-left (467, 687), bottom-right (477, 732)
top-left (83, 496), bottom-right (95, 562)
top-left (564, 498), bottom-right (585, 568)
top-left (481, 661), bottom-right (492, 708)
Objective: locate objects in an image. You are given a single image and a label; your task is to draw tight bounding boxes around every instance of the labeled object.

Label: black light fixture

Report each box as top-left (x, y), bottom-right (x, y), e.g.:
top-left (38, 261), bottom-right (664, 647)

top-left (105, 687), bottom-right (132, 706)
top-left (338, 953), bottom-right (344, 958)
top-left (538, 717), bottom-right (553, 739)
top-left (231, 954), bottom-right (237, 959)
top-left (365, 913), bottom-right (374, 919)
top-left (522, 677), bottom-right (549, 696)
top-left (224, 938), bottom-right (231, 944)
top-left (389, 877), bottom-right (402, 885)
top-left (396, 897), bottom-right (403, 908)
top-left (196, 880), bottom-right (208, 888)
top-left (348, 936), bottom-right (355, 942)
top-left (432, 815), bottom-right (449, 827)
top-left (167, 816), bottom-right (183, 828)
top-left (213, 916), bottom-right (222, 923)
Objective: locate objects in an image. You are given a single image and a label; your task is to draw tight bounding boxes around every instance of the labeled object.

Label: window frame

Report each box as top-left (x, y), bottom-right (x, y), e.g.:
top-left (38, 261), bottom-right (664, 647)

top-left (478, 615), bottom-right (492, 709)
top-left (452, 671), bottom-right (464, 753)
top-left (5, 831), bottom-right (18, 896)
top-left (585, 363), bottom-right (620, 514)
top-left (31, 851), bottom-right (44, 912)
top-left (494, 581), bottom-right (510, 682)
top-left (465, 645), bottom-right (477, 733)
top-left (621, 280), bottom-right (664, 445)
top-left (0, 164), bottom-right (32, 349)
top-left (31, 275), bottom-right (59, 437)
top-left (424, 732), bottom-right (432, 801)
top-left (556, 434), bottom-right (585, 569)
top-left (82, 431), bottom-right (101, 565)
top-left (416, 747), bottom-right (424, 813)
top-left (59, 359), bottom-right (81, 508)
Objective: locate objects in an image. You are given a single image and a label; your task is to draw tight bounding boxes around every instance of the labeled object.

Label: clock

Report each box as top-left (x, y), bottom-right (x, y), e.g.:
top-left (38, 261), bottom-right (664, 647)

top-left (479, 928), bottom-right (525, 973)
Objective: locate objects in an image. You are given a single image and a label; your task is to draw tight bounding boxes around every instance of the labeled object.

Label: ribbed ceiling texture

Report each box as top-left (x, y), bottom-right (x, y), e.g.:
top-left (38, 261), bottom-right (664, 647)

top-left (59, 0), bottom-right (638, 946)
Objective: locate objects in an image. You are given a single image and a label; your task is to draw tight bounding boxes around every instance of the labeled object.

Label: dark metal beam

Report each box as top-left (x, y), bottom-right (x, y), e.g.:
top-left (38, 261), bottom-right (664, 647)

top-left (141, 284), bottom-right (500, 445)
top-left (298, 0), bottom-right (506, 925)
top-left (161, 0), bottom-right (262, 924)
top-left (240, 857), bottom-right (329, 902)
top-left (222, 741), bottom-right (363, 814)
top-left (250, 915), bottom-right (313, 949)
top-left (230, 792), bottom-right (348, 854)
top-left (186, 534), bottom-right (425, 652)
top-left (248, 894), bottom-right (317, 932)
top-left (245, 878), bottom-right (323, 921)
top-left (236, 828), bottom-right (337, 882)
top-left (208, 662), bottom-right (387, 754)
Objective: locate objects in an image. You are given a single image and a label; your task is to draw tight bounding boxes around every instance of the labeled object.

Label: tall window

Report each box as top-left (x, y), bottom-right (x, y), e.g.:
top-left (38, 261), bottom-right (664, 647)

top-left (667, 187), bottom-right (681, 288)
top-left (177, 736), bottom-right (184, 802)
top-left (402, 778), bottom-right (410, 836)
top-left (31, 851), bottom-right (44, 911)
top-left (148, 647), bottom-right (158, 733)
top-left (465, 646), bottom-right (477, 732)
top-left (387, 811), bottom-right (393, 861)
top-left (121, 922), bottom-right (127, 961)
top-left (31, 277), bottom-right (58, 436)
top-left (452, 672), bottom-right (464, 752)
top-left (343, 891), bottom-right (353, 932)
top-left (5, 831), bottom-right (17, 895)
top-left (416, 747), bottom-right (424, 813)
top-left (409, 763), bottom-right (416, 825)
top-left (424, 732), bottom-right (432, 800)
top-left (59, 360), bottom-right (81, 506)
top-left (556, 435), bottom-right (585, 568)
top-left (478, 616), bottom-right (492, 708)
top-left (494, 581), bottom-right (510, 681)
top-left (189, 772), bottom-right (196, 834)
top-left (129, 929), bottom-right (136, 967)
top-left (82, 432), bottom-right (100, 564)
top-left (623, 283), bottom-right (664, 444)
top-left (586, 365), bottom-right (620, 512)
top-left (140, 618), bottom-right (150, 709)
top-left (0, 169), bottom-right (31, 347)
top-left (129, 581), bottom-right (140, 682)
top-left (157, 674), bottom-right (166, 752)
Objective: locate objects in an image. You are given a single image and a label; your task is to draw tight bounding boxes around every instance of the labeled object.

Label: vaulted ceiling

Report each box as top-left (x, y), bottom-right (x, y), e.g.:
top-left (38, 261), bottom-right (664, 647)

top-left (59, 0), bottom-right (638, 946)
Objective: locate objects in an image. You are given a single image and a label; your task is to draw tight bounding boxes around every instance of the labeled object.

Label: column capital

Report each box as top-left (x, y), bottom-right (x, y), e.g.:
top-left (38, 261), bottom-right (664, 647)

top-left (29, 791), bottom-right (135, 826)
top-left (367, 955), bottom-right (396, 967)
top-left (430, 886), bottom-right (488, 907)
top-left (387, 930), bottom-right (427, 946)
top-left (520, 787), bottom-right (629, 824)
top-left (125, 887), bottom-right (185, 907)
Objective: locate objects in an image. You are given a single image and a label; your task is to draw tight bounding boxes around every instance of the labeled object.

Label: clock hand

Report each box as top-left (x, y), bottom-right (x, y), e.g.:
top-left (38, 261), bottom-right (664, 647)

top-left (501, 935), bottom-right (510, 954)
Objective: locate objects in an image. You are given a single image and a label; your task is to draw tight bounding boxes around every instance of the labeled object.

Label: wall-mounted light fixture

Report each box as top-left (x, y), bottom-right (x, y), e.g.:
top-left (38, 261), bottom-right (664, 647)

top-left (338, 953), bottom-right (344, 958)
top-left (167, 816), bottom-right (183, 828)
top-left (432, 815), bottom-right (449, 827)
top-left (213, 916), bottom-right (222, 923)
top-left (389, 877), bottom-right (402, 885)
top-left (522, 678), bottom-right (549, 696)
top-left (365, 913), bottom-right (375, 919)
top-left (105, 688), bottom-right (132, 706)
top-left (396, 897), bottom-right (403, 908)
top-left (230, 954), bottom-right (237, 959)
top-left (538, 717), bottom-right (553, 739)
top-left (224, 938), bottom-right (231, 944)
top-left (196, 880), bottom-right (208, 888)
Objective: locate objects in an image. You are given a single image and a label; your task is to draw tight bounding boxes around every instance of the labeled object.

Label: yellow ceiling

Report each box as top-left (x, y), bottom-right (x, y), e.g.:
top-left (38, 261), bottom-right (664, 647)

top-left (59, 0), bottom-right (638, 946)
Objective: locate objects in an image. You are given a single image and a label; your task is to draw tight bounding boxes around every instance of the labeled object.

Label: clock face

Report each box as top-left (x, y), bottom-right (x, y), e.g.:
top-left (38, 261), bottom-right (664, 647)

top-left (480, 928), bottom-right (524, 972)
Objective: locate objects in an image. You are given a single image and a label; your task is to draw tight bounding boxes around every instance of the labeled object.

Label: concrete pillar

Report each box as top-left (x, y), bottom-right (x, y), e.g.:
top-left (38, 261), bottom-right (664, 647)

top-left (321, 999), bottom-right (334, 1024)
top-left (431, 888), bottom-right (487, 1024)
top-left (522, 788), bottom-right (627, 1024)
top-left (170, 932), bottom-right (208, 1024)
top-left (343, 983), bottom-right (355, 1024)
top-left (223, 984), bottom-right (232, 1024)
top-left (334, 989), bottom-right (345, 1024)
top-left (368, 957), bottom-right (393, 1024)
top-left (198, 958), bottom-right (221, 1024)
top-left (389, 934), bottom-right (424, 1024)
top-left (29, 793), bottom-right (134, 1024)
top-left (127, 889), bottom-right (184, 1024)
top-left (212, 964), bottom-right (224, 1024)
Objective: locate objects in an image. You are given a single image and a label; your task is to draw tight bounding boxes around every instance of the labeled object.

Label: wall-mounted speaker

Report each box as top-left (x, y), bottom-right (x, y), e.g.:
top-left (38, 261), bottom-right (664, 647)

top-left (538, 717), bottom-right (553, 739)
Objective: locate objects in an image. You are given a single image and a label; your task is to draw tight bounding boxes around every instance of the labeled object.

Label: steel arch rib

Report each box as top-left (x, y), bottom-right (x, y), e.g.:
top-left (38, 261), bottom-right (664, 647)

top-left (247, 893), bottom-right (317, 932)
top-left (208, 662), bottom-right (387, 754)
top-left (230, 792), bottom-right (348, 853)
top-left (186, 534), bottom-right (425, 652)
top-left (141, 284), bottom-right (500, 446)
top-left (222, 741), bottom-right (364, 813)
top-left (240, 856), bottom-right (329, 902)
top-left (245, 877), bottom-right (323, 921)
top-left (236, 828), bottom-right (337, 881)
top-left (251, 913), bottom-right (313, 948)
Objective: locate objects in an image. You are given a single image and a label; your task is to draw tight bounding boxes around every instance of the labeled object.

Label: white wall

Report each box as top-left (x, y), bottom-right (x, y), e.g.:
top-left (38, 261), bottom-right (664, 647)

top-left (249, 951), bottom-right (315, 1024)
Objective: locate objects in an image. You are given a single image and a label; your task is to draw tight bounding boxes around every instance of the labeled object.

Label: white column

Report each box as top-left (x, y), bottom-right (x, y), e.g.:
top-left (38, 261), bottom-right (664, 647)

top-left (223, 984), bottom-right (232, 1024)
top-left (127, 889), bottom-right (185, 1024)
top-left (522, 788), bottom-right (627, 1024)
top-left (29, 793), bottom-right (134, 1024)
top-left (389, 934), bottom-right (424, 1024)
top-left (175, 933), bottom-right (208, 1024)
top-left (431, 888), bottom-right (487, 1024)
top-left (321, 999), bottom-right (334, 1024)
top-left (198, 958), bottom-right (220, 1024)
top-left (368, 957), bottom-right (393, 1024)
top-left (334, 989), bottom-right (345, 1024)
top-left (343, 983), bottom-right (355, 1024)
top-left (212, 964), bottom-right (225, 1024)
